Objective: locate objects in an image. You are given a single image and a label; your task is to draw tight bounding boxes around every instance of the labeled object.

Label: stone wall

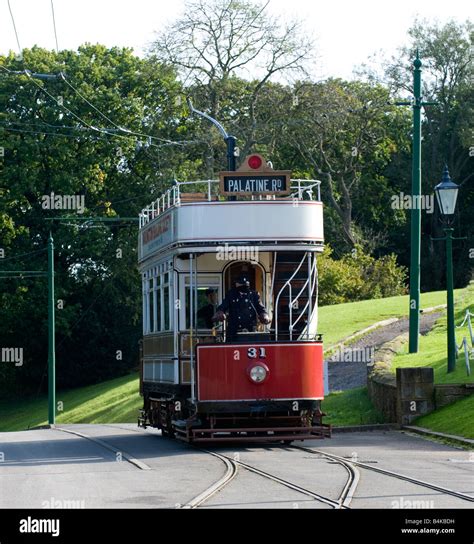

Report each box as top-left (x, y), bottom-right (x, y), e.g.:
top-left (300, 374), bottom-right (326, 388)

top-left (367, 369), bottom-right (397, 422)
top-left (396, 367), bottom-right (435, 425)
top-left (434, 383), bottom-right (474, 408)
top-left (367, 334), bottom-right (405, 423)
top-left (367, 333), bottom-right (474, 424)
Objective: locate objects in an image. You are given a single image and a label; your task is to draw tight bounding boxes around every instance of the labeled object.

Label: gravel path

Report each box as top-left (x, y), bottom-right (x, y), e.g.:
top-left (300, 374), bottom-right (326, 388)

top-left (327, 312), bottom-right (442, 392)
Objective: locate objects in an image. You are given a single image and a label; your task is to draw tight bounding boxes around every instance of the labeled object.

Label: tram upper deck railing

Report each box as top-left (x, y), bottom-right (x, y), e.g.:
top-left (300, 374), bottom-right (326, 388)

top-left (139, 179), bottom-right (322, 228)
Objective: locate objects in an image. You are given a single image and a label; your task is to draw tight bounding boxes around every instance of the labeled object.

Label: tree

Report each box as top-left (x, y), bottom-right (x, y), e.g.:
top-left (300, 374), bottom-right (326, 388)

top-left (150, 0), bottom-right (314, 172)
top-left (386, 19), bottom-right (473, 182)
top-left (0, 45), bottom-right (194, 395)
top-left (385, 19), bottom-right (473, 289)
top-left (285, 79), bottom-right (411, 248)
top-left (317, 245), bottom-right (407, 306)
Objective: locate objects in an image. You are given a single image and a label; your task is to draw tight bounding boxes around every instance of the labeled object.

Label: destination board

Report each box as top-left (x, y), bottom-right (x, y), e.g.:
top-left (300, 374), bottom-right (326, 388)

top-left (220, 174), bottom-right (290, 195)
top-left (219, 154), bottom-right (291, 196)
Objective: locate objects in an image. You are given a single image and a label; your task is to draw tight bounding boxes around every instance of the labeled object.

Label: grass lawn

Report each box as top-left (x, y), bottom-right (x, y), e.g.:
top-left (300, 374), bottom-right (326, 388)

top-left (2, 287), bottom-right (471, 433)
top-left (0, 373), bottom-right (141, 432)
top-left (414, 395), bottom-right (474, 440)
top-left (390, 284), bottom-right (474, 438)
top-left (321, 387), bottom-right (385, 427)
top-left (318, 288), bottom-right (466, 347)
top-left (319, 285), bottom-right (472, 429)
top-left (391, 284), bottom-right (474, 385)
top-left (0, 376), bottom-right (384, 431)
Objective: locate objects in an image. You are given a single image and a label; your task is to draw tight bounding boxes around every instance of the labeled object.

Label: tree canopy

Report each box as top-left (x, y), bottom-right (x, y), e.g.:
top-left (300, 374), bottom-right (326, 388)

top-left (0, 10), bottom-right (472, 397)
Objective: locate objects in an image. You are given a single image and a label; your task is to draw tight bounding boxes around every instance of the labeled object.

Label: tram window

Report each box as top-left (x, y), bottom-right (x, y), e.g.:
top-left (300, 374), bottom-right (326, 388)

top-left (142, 280), bottom-right (147, 335)
top-left (163, 283), bottom-right (170, 330)
top-left (148, 278), bottom-right (154, 333)
top-left (185, 287), bottom-right (216, 329)
top-left (156, 287), bottom-right (162, 332)
top-left (145, 269), bottom-right (173, 334)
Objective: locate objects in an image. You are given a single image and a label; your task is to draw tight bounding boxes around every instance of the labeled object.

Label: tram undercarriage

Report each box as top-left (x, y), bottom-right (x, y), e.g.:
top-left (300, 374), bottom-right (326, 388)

top-left (139, 390), bottom-right (331, 443)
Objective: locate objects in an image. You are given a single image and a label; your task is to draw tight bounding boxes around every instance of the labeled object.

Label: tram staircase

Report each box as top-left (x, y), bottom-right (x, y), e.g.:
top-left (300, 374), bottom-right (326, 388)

top-left (272, 252), bottom-right (317, 341)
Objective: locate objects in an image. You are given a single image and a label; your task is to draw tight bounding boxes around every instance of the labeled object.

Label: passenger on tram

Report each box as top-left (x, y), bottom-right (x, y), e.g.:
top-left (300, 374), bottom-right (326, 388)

top-left (197, 288), bottom-right (218, 329)
top-left (213, 274), bottom-right (271, 341)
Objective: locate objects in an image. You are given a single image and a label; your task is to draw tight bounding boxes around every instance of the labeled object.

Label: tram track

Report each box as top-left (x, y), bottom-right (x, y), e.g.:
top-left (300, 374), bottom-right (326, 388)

top-left (187, 445), bottom-right (359, 509)
top-left (56, 425), bottom-right (359, 508)
top-left (54, 425), bottom-right (151, 470)
top-left (179, 450), bottom-right (238, 508)
top-left (55, 424), bottom-right (473, 508)
top-left (293, 445), bottom-right (474, 504)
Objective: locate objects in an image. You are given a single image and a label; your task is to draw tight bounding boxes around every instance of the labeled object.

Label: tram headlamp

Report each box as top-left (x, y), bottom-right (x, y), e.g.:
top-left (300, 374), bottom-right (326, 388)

top-left (248, 154), bottom-right (263, 169)
top-left (247, 363), bottom-right (269, 384)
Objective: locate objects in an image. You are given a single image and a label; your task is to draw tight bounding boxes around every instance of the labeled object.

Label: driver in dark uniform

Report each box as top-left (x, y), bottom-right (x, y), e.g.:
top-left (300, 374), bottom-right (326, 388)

top-left (197, 288), bottom-right (218, 329)
top-left (213, 274), bottom-right (271, 341)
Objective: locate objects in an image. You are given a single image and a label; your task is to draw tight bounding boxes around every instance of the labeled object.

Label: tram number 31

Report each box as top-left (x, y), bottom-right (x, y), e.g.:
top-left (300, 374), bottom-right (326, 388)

top-left (247, 347), bottom-right (266, 359)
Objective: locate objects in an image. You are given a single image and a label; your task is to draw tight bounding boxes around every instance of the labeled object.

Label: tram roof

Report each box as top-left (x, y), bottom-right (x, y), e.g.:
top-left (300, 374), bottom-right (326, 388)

top-left (139, 178), bottom-right (322, 228)
top-left (138, 179), bottom-right (324, 264)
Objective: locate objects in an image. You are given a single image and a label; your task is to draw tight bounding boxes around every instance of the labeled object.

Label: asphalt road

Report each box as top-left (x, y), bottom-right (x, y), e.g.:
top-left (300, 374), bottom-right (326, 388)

top-left (0, 424), bottom-right (472, 509)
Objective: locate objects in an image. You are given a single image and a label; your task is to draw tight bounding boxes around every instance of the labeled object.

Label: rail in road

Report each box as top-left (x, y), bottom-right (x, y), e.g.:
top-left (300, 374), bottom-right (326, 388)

top-left (293, 445), bottom-right (474, 504)
top-left (182, 446), bottom-right (360, 509)
top-left (48, 425), bottom-right (473, 508)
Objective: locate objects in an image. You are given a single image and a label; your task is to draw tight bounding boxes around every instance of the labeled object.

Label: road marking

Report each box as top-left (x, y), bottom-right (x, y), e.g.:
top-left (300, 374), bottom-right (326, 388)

top-left (0, 456), bottom-right (103, 465)
top-left (54, 426), bottom-right (151, 471)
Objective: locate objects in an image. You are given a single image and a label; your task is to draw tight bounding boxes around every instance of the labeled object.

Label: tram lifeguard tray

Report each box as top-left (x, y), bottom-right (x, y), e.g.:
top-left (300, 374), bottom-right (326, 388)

top-left (219, 153), bottom-right (291, 196)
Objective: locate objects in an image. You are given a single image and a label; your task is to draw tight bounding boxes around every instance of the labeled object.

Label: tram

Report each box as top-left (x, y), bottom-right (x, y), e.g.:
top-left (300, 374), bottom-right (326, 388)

top-left (137, 154), bottom-right (330, 442)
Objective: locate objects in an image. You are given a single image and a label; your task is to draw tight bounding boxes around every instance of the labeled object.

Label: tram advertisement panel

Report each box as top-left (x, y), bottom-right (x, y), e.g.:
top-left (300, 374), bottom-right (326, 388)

top-left (141, 212), bottom-right (173, 258)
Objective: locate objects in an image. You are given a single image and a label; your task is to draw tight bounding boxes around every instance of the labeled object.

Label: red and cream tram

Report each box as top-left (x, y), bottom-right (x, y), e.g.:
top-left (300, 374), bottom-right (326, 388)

top-left (137, 154), bottom-right (330, 442)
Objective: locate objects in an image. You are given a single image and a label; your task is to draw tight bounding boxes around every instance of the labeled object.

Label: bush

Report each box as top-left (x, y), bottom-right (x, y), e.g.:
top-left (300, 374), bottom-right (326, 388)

top-left (318, 245), bottom-right (407, 306)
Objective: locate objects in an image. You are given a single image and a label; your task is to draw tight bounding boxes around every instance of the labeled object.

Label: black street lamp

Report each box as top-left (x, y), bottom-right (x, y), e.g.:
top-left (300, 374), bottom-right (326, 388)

top-left (435, 166), bottom-right (460, 218)
top-left (434, 165), bottom-right (460, 373)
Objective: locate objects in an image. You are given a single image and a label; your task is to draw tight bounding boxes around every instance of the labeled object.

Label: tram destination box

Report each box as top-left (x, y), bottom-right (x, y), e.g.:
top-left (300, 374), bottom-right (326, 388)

top-left (219, 153), bottom-right (291, 196)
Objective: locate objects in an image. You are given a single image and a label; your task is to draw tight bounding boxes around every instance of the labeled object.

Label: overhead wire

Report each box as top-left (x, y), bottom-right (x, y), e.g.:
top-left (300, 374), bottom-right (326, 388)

top-left (43, 6), bottom-right (199, 148)
top-left (59, 73), bottom-right (184, 146)
top-left (1, 119), bottom-right (88, 131)
top-left (3, 5), bottom-right (205, 152)
top-left (2, 3), bottom-right (209, 181)
top-left (0, 121), bottom-right (142, 145)
top-left (1, 66), bottom-right (139, 144)
top-left (0, 125), bottom-right (109, 140)
top-left (44, 4), bottom-right (184, 147)
top-left (50, 0), bottom-right (60, 54)
top-left (1, 120), bottom-right (205, 151)
top-left (0, 65), bottom-right (122, 141)
top-left (0, 247), bottom-right (47, 263)
top-left (1, 65), bottom-right (205, 150)
top-left (7, 0), bottom-right (22, 57)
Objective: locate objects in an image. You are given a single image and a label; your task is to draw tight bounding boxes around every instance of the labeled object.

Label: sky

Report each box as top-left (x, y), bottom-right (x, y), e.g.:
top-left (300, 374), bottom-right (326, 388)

top-left (0, 0), bottom-right (470, 80)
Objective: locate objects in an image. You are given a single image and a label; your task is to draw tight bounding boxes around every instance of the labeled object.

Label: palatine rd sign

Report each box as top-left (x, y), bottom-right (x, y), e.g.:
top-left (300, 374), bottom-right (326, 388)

top-left (219, 154), bottom-right (291, 196)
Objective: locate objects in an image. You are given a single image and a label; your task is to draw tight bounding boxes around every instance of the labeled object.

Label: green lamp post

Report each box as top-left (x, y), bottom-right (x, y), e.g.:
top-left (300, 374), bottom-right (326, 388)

top-left (396, 51), bottom-right (437, 354)
top-left (434, 166), bottom-right (460, 373)
top-left (47, 233), bottom-right (56, 424)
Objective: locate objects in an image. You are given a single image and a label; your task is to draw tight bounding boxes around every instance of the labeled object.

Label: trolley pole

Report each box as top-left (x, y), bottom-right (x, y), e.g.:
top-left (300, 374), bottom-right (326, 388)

top-left (226, 135), bottom-right (237, 171)
top-left (47, 233), bottom-right (56, 425)
top-left (187, 98), bottom-right (237, 172)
